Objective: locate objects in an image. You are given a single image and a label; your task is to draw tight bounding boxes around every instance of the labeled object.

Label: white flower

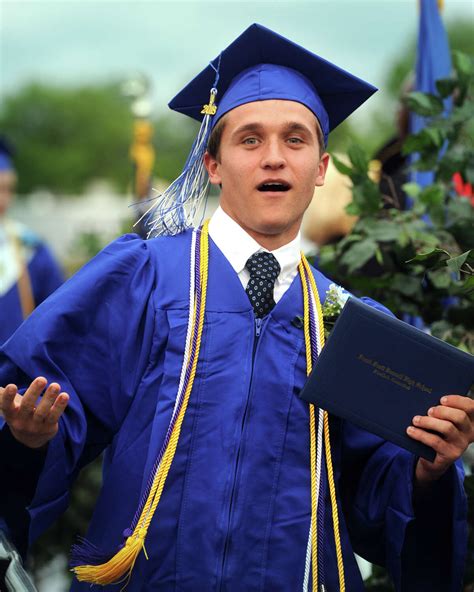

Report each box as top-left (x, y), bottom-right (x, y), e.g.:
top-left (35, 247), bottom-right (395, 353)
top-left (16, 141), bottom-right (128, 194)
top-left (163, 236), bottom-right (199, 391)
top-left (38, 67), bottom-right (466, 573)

top-left (327, 283), bottom-right (351, 307)
top-left (322, 284), bottom-right (351, 337)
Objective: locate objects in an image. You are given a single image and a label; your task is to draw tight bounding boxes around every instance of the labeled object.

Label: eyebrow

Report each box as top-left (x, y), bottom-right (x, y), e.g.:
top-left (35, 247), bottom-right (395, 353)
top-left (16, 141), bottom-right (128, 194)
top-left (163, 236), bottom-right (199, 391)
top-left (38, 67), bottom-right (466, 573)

top-left (231, 121), bottom-right (315, 139)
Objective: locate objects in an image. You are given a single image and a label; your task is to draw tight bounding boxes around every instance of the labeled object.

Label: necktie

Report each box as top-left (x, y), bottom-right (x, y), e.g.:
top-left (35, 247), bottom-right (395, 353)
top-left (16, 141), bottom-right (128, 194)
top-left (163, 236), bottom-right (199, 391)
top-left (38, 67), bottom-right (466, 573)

top-left (245, 252), bottom-right (281, 318)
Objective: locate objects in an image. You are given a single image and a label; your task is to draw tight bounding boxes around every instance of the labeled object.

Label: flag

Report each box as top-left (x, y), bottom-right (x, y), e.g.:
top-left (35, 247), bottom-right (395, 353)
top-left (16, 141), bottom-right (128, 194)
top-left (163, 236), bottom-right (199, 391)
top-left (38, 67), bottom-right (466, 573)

top-left (405, 0), bottom-right (453, 328)
top-left (410, 0), bottom-right (452, 188)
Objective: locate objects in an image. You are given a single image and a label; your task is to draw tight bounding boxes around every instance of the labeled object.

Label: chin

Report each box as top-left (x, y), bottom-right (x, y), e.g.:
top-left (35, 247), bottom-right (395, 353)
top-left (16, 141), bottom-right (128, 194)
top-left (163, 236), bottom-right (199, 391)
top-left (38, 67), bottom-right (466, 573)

top-left (251, 220), bottom-right (290, 237)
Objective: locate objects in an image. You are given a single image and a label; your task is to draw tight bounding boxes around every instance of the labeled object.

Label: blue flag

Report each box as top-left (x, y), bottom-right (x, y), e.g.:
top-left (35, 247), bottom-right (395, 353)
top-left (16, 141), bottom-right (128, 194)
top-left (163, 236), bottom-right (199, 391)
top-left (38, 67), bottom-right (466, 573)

top-left (410, 0), bottom-right (452, 188)
top-left (406, 0), bottom-right (453, 328)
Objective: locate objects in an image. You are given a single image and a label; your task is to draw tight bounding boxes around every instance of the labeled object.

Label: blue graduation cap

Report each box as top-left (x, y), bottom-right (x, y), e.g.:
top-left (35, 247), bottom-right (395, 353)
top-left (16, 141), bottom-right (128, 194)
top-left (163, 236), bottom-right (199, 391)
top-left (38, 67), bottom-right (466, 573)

top-left (169, 23), bottom-right (377, 146)
top-left (0, 137), bottom-right (15, 173)
top-left (143, 23), bottom-right (377, 237)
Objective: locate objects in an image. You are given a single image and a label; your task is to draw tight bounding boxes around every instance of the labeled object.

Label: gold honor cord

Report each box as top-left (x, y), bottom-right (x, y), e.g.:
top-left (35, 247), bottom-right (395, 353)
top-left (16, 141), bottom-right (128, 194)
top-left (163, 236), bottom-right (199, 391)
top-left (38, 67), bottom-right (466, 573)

top-left (73, 222), bottom-right (210, 587)
top-left (299, 254), bottom-right (346, 592)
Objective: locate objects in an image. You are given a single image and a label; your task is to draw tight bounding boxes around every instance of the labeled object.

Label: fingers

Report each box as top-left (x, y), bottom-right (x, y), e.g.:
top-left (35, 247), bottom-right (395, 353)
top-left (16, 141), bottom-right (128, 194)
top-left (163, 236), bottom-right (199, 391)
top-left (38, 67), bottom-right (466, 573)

top-left (441, 394), bottom-right (474, 420)
top-left (424, 405), bottom-right (471, 435)
top-left (409, 394), bottom-right (474, 485)
top-left (407, 424), bottom-right (458, 459)
top-left (46, 393), bottom-right (69, 425)
top-left (17, 377), bottom-right (47, 420)
top-left (0, 377), bottom-right (70, 449)
top-left (0, 384), bottom-right (22, 419)
top-left (26, 382), bottom-right (69, 427)
top-left (411, 414), bottom-right (463, 447)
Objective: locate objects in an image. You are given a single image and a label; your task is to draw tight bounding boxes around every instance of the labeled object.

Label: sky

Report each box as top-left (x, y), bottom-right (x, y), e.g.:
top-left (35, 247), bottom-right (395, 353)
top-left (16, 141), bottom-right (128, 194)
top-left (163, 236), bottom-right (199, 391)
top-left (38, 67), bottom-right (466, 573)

top-left (1, 0), bottom-right (473, 122)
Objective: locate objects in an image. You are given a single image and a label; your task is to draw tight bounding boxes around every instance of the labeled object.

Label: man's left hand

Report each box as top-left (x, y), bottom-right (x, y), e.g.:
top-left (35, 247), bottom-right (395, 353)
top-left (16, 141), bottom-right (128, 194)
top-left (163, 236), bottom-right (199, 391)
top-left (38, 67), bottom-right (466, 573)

top-left (406, 394), bottom-right (474, 485)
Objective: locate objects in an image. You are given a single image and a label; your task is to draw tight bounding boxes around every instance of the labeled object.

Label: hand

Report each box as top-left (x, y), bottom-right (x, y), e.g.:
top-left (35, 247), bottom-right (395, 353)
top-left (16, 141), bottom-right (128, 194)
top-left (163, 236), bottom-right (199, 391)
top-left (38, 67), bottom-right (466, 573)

top-left (406, 394), bottom-right (474, 485)
top-left (0, 377), bottom-right (69, 449)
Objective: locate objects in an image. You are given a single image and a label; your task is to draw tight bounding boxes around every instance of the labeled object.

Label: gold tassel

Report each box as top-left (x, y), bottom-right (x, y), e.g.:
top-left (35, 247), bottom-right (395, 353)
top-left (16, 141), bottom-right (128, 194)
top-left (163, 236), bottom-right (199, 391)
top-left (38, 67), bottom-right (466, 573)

top-left (73, 531), bottom-right (146, 585)
top-left (72, 222), bottom-right (211, 587)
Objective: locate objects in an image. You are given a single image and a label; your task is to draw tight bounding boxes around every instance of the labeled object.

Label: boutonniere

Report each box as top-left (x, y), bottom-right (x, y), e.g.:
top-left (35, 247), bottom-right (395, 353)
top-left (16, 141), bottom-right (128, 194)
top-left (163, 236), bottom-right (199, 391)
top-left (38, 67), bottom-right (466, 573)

top-left (322, 283), bottom-right (351, 338)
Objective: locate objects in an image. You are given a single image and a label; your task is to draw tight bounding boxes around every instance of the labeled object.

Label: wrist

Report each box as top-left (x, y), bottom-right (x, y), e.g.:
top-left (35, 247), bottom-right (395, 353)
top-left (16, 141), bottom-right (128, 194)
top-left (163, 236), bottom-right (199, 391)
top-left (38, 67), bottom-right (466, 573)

top-left (415, 458), bottom-right (446, 486)
top-left (9, 426), bottom-right (51, 450)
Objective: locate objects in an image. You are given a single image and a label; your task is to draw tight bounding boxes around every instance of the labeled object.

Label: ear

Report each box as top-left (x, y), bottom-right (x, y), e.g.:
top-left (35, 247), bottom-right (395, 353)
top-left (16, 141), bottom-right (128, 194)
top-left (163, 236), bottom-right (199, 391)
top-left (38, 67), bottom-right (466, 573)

top-left (314, 152), bottom-right (330, 187)
top-left (204, 151), bottom-right (222, 186)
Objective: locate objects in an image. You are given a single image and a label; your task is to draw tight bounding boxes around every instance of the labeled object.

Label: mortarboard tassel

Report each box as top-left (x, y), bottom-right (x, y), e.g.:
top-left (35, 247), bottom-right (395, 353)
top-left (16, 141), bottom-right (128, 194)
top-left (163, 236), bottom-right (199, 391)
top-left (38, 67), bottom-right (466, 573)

top-left (135, 58), bottom-right (221, 238)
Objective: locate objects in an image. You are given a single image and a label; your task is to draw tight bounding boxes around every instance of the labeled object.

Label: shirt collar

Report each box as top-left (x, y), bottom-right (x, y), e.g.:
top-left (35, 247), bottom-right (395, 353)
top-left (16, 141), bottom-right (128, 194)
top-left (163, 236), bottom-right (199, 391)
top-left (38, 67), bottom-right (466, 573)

top-left (208, 206), bottom-right (301, 278)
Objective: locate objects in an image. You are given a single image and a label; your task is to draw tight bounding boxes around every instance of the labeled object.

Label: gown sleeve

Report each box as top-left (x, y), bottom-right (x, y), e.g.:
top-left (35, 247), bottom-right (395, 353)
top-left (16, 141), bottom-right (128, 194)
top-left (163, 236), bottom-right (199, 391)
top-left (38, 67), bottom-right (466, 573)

top-left (339, 298), bottom-right (467, 592)
top-left (0, 234), bottom-right (156, 551)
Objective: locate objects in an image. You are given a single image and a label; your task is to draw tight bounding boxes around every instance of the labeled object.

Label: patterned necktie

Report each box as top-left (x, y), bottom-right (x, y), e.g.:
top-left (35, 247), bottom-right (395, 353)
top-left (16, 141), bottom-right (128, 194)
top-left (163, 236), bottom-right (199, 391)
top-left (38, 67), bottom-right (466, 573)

top-left (245, 252), bottom-right (281, 318)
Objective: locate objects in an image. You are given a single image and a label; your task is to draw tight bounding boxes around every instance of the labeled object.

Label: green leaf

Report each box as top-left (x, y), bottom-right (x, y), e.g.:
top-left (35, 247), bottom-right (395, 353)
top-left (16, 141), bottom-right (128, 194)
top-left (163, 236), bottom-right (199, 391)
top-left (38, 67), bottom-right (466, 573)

top-left (331, 154), bottom-right (353, 176)
top-left (402, 183), bottom-right (421, 199)
top-left (411, 202), bottom-right (427, 218)
top-left (456, 276), bottom-right (474, 297)
top-left (403, 127), bottom-right (446, 157)
top-left (428, 269), bottom-right (452, 289)
top-left (419, 184), bottom-right (445, 207)
top-left (435, 77), bottom-right (458, 99)
top-left (464, 166), bottom-right (474, 186)
top-left (351, 182), bottom-right (382, 215)
top-left (391, 274), bottom-right (421, 298)
top-left (438, 152), bottom-right (467, 181)
top-left (397, 231), bottom-right (411, 249)
top-left (347, 144), bottom-right (370, 174)
top-left (345, 202), bottom-right (360, 216)
top-left (452, 50), bottom-right (474, 78)
top-left (407, 248), bottom-right (450, 270)
top-left (340, 239), bottom-right (377, 274)
top-left (375, 246), bottom-right (384, 266)
top-left (402, 132), bottom-right (429, 155)
top-left (446, 250), bottom-right (474, 274)
top-left (424, 126), bottom-right (446, 148)
top-left (451, 101), bottom-right (474, 124)
top-left (368, 220), bottom-right (401, 242)
top-left (405, 91), bottom-right (444, 117)
top-left (409, 154), bottom-right (440, 172)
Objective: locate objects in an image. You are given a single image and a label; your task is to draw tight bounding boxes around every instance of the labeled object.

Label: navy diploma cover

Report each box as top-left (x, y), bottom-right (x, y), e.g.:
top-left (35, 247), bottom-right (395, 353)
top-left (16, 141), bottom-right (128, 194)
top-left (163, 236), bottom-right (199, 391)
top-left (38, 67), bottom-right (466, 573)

top-left (299, 298), bottom-right (474, 461)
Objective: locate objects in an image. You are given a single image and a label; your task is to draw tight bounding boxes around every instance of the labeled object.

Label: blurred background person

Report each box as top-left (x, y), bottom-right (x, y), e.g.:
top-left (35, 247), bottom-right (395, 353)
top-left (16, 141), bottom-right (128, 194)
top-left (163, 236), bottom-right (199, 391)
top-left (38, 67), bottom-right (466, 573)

top-left (0, 136), bottom-right (64, 344)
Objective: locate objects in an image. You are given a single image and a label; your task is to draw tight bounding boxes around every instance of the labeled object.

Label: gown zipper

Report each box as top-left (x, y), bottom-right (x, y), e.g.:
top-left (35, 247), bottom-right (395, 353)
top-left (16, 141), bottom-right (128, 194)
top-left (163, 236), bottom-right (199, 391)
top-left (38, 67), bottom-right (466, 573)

top-left (218, 316), bottom-right (263, 590)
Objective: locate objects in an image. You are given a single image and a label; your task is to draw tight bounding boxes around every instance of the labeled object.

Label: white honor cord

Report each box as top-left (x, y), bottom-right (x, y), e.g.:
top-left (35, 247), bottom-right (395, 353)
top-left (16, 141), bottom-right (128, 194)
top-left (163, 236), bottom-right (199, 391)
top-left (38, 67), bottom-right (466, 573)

top-left (309, 287), bottom-right (323, 357)
top-left (141, 229), bottom-right (197, 525)
top-left (302, 522), bottom-right (312, 592)
top-left (172, 228), bottom-right (197, 419)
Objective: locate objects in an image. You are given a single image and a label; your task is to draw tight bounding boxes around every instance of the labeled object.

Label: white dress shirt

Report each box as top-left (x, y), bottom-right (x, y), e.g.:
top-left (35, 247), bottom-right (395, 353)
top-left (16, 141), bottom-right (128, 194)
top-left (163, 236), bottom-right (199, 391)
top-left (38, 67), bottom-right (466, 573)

top-left (208, 206), bottom-right (301, 303)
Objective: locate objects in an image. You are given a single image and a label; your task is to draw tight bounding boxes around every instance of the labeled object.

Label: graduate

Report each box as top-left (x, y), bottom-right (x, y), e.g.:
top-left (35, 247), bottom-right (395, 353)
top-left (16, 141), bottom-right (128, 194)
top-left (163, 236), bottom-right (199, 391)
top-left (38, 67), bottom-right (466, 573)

top-left (0, 137), bottom-right (64, 344)
top-left (0, 24), bottom-right (473, 592)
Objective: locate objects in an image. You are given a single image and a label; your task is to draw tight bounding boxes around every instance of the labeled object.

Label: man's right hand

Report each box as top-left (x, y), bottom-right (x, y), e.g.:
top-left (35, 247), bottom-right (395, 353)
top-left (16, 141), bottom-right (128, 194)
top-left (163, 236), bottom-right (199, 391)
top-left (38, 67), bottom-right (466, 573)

top-left (0, 377), bottom-right (69, 449)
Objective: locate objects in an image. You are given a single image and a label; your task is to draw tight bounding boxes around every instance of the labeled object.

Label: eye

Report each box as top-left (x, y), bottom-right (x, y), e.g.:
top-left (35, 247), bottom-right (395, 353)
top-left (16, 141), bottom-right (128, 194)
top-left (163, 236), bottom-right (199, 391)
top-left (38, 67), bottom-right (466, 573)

top-left (243, 137), bottom-right (259, 145)
top-left (287, 137), bottom-right (303, 144)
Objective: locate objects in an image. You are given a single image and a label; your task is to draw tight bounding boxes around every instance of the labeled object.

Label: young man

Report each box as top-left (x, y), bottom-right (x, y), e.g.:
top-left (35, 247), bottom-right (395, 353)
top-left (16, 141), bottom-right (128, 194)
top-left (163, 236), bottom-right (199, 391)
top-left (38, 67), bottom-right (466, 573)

top-left (0, 24), bottom-right (472, 592)
top-left (0, 137), bottom-right (64, 344)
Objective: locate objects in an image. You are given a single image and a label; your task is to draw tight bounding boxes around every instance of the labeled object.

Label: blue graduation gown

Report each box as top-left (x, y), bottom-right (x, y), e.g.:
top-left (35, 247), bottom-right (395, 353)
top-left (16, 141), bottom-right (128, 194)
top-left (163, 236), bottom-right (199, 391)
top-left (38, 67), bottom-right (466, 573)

top-left (0, 222), bottom-right (64, 344)
top-left (0, 231), bottom-right (467, 591)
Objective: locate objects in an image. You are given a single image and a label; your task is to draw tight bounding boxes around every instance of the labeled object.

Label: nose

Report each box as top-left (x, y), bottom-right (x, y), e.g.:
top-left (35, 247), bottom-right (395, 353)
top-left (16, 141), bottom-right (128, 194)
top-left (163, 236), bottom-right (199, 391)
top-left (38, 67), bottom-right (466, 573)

top-left (260, 139), bottom-right (286, 170)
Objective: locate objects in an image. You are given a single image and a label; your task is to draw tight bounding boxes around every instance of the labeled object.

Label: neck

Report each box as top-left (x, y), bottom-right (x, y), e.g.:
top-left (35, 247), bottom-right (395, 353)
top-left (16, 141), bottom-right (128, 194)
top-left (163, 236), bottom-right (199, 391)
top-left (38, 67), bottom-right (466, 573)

top-left (218, 205), bottom-right (300, 251)
top-left (245, 230), bottom-right (298, 251)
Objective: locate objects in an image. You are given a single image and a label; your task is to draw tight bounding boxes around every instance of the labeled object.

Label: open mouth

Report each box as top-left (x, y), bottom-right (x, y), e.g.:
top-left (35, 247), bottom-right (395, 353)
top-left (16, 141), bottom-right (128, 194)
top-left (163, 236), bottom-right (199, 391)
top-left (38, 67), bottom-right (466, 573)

top-left (257, 181), bottom-right (291, 192)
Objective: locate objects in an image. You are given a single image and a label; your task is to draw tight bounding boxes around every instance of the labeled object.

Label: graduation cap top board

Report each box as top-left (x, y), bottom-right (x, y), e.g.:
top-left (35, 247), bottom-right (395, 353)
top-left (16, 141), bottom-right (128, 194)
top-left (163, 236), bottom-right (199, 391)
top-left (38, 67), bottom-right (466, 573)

top-left (144, 23), bottom-right (377, 237)
top-left (169, 23), bottom-right (378, 146)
